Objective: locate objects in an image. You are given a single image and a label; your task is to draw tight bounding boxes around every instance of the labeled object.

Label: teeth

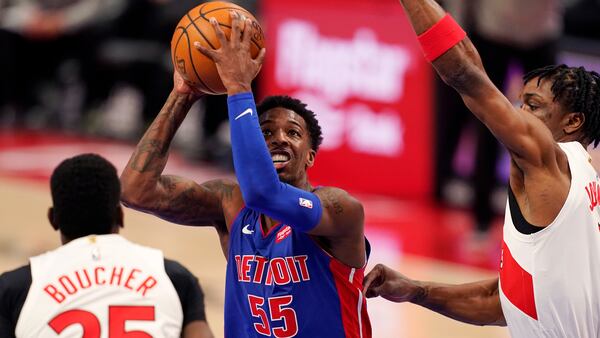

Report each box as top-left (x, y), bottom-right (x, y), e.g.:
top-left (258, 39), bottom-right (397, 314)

top-left (271, 154), bottom-right (289, 162)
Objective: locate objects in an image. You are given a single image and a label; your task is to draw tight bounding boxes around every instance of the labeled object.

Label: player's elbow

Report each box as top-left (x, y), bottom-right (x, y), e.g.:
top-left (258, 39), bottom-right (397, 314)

top-left (120, 181), bottom-right (153, 210)
top-left (239, 179), bottom-right (277, 210)
top-left (120, 190), bottom-right (144, 209)
top-left (435, 45), bottom-right (486, 96)
top-left (438, 62), bottom-right (477, 93)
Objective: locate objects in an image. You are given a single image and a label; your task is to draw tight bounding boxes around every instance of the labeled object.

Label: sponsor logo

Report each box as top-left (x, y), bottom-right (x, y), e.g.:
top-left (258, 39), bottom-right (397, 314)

top-left (242, 224), bottom-right (254, 235)
top-left (276, 20), bottom-right (411, 105)
top-left (235, 108), bottom-right (254, 120)
top-left (299, 198), bottom-right (313, 209)
top-left (276, 226), bottom-right (292, 243)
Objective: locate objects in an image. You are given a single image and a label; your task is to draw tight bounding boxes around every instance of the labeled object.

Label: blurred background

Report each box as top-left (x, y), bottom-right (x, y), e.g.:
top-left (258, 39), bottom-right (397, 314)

top-left (1, 0), bottom-right (599, 337)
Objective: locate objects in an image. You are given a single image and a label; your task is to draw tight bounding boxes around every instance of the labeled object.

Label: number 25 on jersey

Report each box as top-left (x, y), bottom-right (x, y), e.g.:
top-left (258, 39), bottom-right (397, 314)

top-left (48, 306), bottom-right (154, 337)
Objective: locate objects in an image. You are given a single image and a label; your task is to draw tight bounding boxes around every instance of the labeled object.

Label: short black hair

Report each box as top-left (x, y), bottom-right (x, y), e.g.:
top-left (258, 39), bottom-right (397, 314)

top-left (256, 95), bottom-right (323, 152)
top-left (50, 154), bottom-right (121, 239)
top-left (524, 64), bottom-right (600, 147)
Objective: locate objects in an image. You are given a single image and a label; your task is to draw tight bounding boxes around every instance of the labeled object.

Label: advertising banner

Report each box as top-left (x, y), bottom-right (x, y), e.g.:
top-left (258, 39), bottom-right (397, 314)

top-left (260, 0), bottom-right (433, 197)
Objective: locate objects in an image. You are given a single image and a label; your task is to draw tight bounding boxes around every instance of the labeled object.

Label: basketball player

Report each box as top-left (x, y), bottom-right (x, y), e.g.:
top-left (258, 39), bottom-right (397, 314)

top-left (0, 154), bottom-right (213, 338)
top-left (120, 12), bottom-right (371, 338)
top-left (363, 0), bottom-right (600, 337)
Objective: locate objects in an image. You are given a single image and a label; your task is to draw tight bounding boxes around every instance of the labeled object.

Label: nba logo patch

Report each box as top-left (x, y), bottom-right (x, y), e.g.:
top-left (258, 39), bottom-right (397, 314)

top-left (276, 226), bottom-right (292, 243)
top-left (299, 198), bottom-right (313, 209)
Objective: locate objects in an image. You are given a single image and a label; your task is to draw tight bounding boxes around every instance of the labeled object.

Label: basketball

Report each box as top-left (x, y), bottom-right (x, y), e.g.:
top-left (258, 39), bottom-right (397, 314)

top-left (170, 1), bottom-right (265, 95)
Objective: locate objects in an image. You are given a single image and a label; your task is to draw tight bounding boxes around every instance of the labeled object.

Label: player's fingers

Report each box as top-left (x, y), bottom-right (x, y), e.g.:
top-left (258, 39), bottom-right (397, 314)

top-left (242, 18), bottom-right (252, 46)
top-left (254, 48), bottom-right (266, 66)
top-left (363, 267), bottom-right (382, 294)
top-left (194, 41), bottom-right (217, 60)
top-left (229, 11), bottom-right (243, 45)
top-left (364, 285), bottom-right (381, 299)
top-left (209, 17), bottom-right (227, 46)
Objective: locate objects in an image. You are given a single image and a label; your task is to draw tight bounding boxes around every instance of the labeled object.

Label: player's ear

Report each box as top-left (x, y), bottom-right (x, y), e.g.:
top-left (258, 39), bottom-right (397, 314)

top-left (47, 207), bottom-right (59, 231)
top-left (306, 149), bottom-right (316, 168)
top-left (563, 111), bottom-right (585, 135)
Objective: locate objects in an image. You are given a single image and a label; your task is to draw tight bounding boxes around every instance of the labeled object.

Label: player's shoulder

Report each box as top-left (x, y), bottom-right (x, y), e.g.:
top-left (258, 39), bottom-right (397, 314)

top-left (0, 265), bottom-right (31, 312)
top-left (0, 265), bottom-right (31, 290)
top-left (203, 178), bottom-right (240, 191)
top-left (314, 186), bottom-right (362, 207)
top-left (203, 178), bottom-right (243, 204)
top-left (163, 259), bottom-right (198, 285)
top-left (164, 258), bottom-right (193, 276)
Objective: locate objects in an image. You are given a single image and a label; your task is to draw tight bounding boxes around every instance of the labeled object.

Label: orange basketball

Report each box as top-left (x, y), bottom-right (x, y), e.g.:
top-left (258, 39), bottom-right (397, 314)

top-left (171, 1), bottom-right (265, 95)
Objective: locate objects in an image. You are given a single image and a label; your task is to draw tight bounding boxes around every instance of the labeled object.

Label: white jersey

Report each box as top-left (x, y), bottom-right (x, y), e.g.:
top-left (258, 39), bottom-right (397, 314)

top-left (15, 234), bottom-right (183, 338)
top-left (499, 142), bottom-right (600, 338)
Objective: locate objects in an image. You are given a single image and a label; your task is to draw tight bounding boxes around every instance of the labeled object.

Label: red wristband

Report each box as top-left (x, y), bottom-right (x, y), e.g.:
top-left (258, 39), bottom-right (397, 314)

top-left (417, 14), bottom-right (466, 62)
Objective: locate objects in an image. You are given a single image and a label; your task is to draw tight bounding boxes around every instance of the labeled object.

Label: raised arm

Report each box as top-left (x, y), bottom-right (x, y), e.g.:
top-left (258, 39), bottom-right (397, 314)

top-left (120, 74), bottom-right (241, 229)
top-left (364, 264), bottom-right (505, 326)
top-left (398, 0), bottom-right (558, 169)
top-left (194, 13), bottom-right (364, 244)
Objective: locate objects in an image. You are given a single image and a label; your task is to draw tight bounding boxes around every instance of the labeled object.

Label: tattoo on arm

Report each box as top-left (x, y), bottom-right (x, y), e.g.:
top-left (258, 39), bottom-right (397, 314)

top-left (147, 177), bottom-right (237, 225)
top-left (129, 139), bottom-right (168, 173)
top-left (323, 190), bottom-right (344, 215)
top-left (205, 180), bottom-right (235, 201)
top-left (127, 92), bottom-right (193, 175)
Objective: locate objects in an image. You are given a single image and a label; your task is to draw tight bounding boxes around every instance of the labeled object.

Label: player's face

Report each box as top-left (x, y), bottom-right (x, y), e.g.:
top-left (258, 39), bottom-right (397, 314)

top-left (519, 77), bottom-right (568, 140)
top-left (260, 108), bottom-right (315, 185)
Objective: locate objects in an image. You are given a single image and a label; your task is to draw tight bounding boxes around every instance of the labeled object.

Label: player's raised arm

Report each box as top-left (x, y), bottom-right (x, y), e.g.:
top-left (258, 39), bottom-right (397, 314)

top-left (194, 12), bottom-right (364, 244)
top-left (364, 264), bottom-right (506, 326)
top-left (398, 0), bottom-right (560, 169)
top-left (120, 73), bottom-right (240, 228)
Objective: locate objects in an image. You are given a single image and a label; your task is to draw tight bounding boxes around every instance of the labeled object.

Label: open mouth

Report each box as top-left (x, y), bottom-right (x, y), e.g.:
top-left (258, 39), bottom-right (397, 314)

top-left (271, 151), bottom-right (291, 170)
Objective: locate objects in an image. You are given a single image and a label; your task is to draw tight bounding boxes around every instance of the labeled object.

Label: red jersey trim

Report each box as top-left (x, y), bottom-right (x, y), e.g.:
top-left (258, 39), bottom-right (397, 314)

top-left (329, 260), bottom-right (372, 338)
top-left (499, 241), bottom-right (538, 320)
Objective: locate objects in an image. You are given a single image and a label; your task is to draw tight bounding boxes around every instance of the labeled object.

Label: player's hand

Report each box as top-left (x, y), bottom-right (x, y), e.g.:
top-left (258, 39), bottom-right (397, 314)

top-left (363, 264), bottom-right (424, 303)
top-left (173, 71), bottom-right (204, 100)
top-left (193, 11), bottom-right (266, 95)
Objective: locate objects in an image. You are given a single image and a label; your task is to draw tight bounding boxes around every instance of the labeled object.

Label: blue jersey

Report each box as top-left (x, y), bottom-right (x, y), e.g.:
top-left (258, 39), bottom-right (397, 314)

top-left (225, 207), bottom-right (372, 338)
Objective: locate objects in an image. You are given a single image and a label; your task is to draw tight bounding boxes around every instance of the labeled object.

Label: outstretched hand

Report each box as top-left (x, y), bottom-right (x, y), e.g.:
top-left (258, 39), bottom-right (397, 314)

top-left (194, 11), bottom-right (266, 95)
top-left (363, 264), bottom-right (424, 303)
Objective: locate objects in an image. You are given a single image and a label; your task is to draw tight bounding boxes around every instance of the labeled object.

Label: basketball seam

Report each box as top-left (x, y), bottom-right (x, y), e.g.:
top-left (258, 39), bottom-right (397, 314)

top-left (174, 26), bottom-right (217, 94)
top-left (183, 2), bottom-right (208, 30)
top-left (173, 26), bottom-right (212, 93)
top-left (186, 12), bottom-right (217, 50)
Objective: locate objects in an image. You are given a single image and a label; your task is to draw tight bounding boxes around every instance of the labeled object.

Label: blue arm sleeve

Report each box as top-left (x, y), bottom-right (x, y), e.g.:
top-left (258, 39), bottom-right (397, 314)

top-left (227, 92), bottom-right (322, 232)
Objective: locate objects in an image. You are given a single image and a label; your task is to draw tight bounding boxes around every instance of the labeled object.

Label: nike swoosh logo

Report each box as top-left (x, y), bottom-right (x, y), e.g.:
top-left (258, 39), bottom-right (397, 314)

top-left (242, 224), bottom-right (254, 235)
top-left (235, 108), bottom-right (253, 120)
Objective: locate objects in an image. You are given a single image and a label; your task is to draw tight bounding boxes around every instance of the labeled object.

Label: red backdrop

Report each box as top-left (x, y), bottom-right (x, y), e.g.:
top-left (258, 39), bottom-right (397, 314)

top-left (259, 0), bottom-right (433, 198)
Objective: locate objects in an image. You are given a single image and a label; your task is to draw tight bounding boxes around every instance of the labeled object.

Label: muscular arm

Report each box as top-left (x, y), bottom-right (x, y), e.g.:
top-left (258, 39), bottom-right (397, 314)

top-left (364, 264), bottom-right (505, 326)
top-left (309, 188), bottom-right (366, 267)
top-left (313, 188), bottom-right (364, 237)
top-left (121, 90), bottom-right (239, 228)
top-left (398, 0), bottom-right (557, 169)
top-left (414, 278), bottom-right (505, 326)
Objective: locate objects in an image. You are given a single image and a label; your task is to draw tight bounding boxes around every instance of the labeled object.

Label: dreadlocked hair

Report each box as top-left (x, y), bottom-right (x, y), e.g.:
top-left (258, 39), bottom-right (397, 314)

top-left (523, 64), bottom-right (600, 147)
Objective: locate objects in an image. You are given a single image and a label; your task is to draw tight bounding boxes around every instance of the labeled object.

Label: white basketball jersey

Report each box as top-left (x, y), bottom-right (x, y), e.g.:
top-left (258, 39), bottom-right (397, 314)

top-left (499, 142), bottom-right (600, 338)
top-left (15, 234), bottom-right (183, 338)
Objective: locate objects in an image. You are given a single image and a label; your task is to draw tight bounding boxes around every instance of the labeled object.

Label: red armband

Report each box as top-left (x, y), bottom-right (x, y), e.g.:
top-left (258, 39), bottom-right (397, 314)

top-left (417, 14), bottom-right (466, 62)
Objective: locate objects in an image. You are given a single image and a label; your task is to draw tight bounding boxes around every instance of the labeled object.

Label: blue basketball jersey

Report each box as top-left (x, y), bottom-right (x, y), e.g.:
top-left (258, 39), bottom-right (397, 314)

top-left (224, 207), bottom-right (372, 338)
